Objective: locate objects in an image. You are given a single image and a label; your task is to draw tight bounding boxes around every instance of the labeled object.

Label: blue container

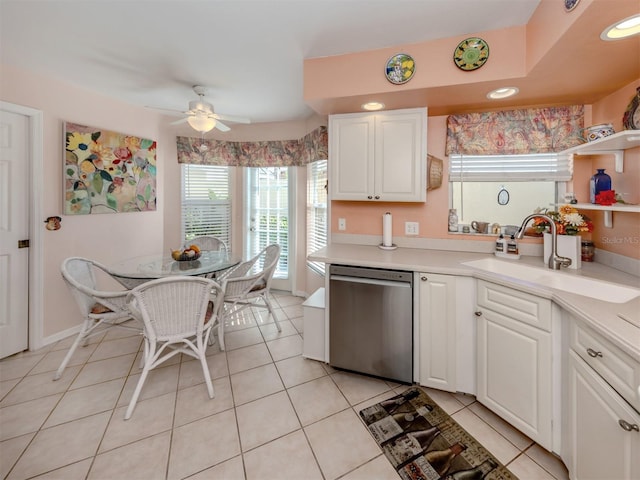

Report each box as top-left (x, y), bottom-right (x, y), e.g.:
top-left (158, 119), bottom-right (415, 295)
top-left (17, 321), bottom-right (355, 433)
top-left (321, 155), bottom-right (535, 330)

top-left (590, 168), bottom-right (611, 203)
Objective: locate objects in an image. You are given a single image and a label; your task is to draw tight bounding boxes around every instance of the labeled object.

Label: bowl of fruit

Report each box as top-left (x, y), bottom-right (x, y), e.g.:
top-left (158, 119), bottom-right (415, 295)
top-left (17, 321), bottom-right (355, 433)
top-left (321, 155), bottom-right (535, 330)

top-left (171, 245), bottom-right (201, 262)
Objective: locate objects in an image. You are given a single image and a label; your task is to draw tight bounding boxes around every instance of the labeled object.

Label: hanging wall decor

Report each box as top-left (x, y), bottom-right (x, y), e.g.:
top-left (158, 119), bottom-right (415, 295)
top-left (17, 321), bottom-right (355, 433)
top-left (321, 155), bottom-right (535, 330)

top-left (453, 37), bottom-right (489, 71)
top-left (64, 122), bottom-right (157, 214)
top-left (385, 53), bottom-right (415, 84)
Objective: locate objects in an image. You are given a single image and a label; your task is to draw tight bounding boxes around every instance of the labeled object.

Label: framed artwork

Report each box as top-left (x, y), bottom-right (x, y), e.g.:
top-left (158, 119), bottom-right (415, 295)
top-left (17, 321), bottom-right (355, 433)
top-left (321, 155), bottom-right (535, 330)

top-left (64, 122), bottom-right (157, 214)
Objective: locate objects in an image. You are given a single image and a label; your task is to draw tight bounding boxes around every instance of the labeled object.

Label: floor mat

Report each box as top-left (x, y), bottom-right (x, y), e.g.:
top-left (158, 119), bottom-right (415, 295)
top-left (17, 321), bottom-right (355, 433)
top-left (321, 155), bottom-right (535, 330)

top-left (359, 386), bottom-right (518, 480)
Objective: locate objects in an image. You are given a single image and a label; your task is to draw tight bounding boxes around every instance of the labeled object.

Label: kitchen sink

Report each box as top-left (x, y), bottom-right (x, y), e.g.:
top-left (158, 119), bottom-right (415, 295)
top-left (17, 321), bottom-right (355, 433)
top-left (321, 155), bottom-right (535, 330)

top-left (462, 257), bottom-right (640, 304)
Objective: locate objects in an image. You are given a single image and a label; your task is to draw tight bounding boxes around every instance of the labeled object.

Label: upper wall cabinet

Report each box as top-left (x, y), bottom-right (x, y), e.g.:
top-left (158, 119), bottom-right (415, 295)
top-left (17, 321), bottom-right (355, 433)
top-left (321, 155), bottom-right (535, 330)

top-left (329, 107), bottom-right (427, 202)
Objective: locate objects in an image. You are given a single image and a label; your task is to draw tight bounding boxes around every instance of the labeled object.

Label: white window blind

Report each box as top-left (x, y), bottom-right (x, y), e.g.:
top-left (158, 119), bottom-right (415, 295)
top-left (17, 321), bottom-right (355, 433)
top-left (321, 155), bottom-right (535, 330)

top-left (306, 160), bottom-right (327, 275)
top-left (449, 153), bottom-right (572, 181)
top-left (181, 164), bottom-right (231, 247)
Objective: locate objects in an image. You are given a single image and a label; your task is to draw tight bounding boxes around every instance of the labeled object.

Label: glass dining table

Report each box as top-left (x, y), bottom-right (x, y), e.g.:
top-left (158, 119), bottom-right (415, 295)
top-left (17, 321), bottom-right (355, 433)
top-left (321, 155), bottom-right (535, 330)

top-left (109, 250), bottom-right (242, 288)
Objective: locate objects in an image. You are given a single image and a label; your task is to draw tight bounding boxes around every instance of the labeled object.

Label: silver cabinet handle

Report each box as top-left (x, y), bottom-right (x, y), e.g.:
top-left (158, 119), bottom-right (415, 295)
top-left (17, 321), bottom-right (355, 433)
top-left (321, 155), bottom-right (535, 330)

top-left (618, 420), bottom-right (639, 432)
top-left (374, 195), bottom-right (380, 199)
top-left (587, 348), bottom-right (603, 358)
top-left (421, 276), bottom-right (428, 281)
top-left (474, 311), bottom-right (482, 317)
top-left (367, 195), bottom-right (373, 199)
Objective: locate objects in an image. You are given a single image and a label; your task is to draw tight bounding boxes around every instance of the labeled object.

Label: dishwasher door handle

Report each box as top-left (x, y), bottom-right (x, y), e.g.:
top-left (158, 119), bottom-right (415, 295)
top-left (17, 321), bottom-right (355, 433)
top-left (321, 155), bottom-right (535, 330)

top-left (330, 275), bottom-right (411, 289)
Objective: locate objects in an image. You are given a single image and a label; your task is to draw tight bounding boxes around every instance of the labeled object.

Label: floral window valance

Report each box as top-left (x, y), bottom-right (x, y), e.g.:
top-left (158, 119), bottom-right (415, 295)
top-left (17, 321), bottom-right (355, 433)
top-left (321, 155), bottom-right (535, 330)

top-left (445, 105), bottom-right (584, 155)
top-left (177, 126), bottom-right (328, 167)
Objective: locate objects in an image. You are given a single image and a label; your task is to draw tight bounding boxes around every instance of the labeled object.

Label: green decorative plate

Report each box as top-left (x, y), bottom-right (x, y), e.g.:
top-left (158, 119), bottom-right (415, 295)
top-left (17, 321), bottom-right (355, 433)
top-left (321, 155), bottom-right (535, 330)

top-left (453, 37), bottom-right (489, 71)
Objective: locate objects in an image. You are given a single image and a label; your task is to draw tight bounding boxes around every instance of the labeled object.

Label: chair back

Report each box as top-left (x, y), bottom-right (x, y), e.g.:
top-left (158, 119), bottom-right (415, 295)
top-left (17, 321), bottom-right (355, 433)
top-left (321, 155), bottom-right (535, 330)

top-left (188, 236), bottom-right (227, 253)
top-left (221, 244), bottom-right (280, 298)
top-left (127, 276), bottom-right (223, 343)
top-left (61, 257), bottom-right (124, 316)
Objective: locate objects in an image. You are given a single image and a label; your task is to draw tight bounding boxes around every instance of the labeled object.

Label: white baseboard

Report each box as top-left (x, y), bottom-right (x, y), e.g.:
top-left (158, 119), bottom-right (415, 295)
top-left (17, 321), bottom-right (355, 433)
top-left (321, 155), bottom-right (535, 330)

top-left (40, 324), bottom-right (81, 349)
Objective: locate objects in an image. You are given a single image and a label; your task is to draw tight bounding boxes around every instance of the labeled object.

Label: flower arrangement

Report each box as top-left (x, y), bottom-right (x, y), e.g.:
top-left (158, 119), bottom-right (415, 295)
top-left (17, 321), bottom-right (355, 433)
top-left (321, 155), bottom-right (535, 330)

top-left (530, 205), bottom-right (594, 236)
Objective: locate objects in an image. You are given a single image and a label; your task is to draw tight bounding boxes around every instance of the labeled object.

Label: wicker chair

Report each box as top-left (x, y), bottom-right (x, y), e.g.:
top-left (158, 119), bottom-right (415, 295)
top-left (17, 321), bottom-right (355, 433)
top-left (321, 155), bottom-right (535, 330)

top-left (188, 236), bottom-right (227, 254)
top-left (55, 257), bottom-right (138, 380)
top-left (124, 276), bottom-right (224, 420)
top-left (188, 236), bottom-right (229, 279)
top-left (215, 244), bottom-right (282, 350)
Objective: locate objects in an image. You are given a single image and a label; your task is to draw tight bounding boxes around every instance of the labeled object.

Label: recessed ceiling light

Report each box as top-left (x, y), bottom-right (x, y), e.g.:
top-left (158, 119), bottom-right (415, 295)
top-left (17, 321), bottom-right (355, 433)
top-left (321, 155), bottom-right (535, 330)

top-left (361, 102), bottom-right (385, 111)
top-left (601, 14), bottom-right (640, 40)
top-left (487, 87), bottom-right (519, 100)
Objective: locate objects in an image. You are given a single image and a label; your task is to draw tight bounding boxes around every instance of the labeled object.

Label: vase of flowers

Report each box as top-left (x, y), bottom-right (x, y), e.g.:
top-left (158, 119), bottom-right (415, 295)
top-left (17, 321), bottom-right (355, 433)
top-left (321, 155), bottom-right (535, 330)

top-left (531, 205), bottom-right (594, 270)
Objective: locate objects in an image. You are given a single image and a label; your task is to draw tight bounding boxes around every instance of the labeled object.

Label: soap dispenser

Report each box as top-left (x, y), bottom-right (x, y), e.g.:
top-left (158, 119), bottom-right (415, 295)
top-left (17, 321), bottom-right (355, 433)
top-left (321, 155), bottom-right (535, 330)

top-left (507, 235), bottom-right (519, 255)
top-left (495, 234), bottom-right (505, 254)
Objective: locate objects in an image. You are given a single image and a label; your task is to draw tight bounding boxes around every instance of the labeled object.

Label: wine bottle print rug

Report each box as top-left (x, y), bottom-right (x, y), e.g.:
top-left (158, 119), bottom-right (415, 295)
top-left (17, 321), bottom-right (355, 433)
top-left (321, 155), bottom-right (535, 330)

top-left (359, 387), bottom-right (518, 480)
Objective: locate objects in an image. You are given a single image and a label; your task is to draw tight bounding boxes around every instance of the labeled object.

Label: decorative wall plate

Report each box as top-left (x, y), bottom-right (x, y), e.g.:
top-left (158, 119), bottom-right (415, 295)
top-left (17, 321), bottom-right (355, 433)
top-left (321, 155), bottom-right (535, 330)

top-left (385, 53), bottom-right (415, 85)
top-left (453, 37), bottom-right (489, 71)
top-left (622, 87), bottom-right (640, 130)
top-left (564, 0), bottom-right (580, 12)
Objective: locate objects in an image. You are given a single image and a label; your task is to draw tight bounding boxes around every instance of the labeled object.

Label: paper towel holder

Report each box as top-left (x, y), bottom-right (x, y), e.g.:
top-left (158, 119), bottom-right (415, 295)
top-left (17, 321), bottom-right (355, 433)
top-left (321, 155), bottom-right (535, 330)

top-left (378, 243), bottom-right (398, 250)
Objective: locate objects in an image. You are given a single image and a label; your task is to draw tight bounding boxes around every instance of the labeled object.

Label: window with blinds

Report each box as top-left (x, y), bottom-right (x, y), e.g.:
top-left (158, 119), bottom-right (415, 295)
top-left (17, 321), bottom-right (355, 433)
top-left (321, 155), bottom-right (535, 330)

top-left (449, 153), bottom-right (572, 181)
top-left (181, 164), bottom-right (231, 247)
top-left (306, 160), bottom-right (327, 275)
top-left (448, 153), bottom-right (569, 227)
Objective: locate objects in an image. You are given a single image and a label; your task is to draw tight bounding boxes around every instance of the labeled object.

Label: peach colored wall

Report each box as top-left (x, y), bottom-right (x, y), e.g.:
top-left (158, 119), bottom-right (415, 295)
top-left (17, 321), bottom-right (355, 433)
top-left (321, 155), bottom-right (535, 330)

top-left (1, 64), bottom-right (167, 339)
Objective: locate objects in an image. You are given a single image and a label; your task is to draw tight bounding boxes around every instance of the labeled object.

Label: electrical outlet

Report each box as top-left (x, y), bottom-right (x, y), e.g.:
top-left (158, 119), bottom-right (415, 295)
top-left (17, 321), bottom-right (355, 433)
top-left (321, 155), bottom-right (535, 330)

top-left (338, 218), bottom-right (346, 231)
top-left (405, 221), bottom-right (419, 235)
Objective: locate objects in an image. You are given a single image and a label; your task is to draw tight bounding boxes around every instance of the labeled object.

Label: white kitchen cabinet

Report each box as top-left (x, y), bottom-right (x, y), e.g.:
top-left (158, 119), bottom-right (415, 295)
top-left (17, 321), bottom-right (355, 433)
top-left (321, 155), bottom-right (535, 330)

top-left (476, 280), bottom-right (553, 450)
top-left (329, 107), bottom-right (427, 202)
top-left (416, 273), bottom-right (456, 391)
top-left (565, 350), bottom-right (640, 480)
top-left (415, 273), bottom-right (475, 394)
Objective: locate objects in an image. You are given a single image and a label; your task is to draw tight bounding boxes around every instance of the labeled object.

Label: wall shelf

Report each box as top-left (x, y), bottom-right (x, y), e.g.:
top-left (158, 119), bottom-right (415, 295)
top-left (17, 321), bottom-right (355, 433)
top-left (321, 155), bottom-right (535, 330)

top-left (561, 130), bottom-right (640, 173)
top-left (555, 202), bottom-right (640, 228)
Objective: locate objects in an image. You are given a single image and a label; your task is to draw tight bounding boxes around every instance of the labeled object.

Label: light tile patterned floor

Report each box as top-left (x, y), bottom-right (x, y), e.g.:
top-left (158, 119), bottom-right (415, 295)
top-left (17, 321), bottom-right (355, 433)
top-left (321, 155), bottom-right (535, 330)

top-left (0, 292), bottom-right (569, 480)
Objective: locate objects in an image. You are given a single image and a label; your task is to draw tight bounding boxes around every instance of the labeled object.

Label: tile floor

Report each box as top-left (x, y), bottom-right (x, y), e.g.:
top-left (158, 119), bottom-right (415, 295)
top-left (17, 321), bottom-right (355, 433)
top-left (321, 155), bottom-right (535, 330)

top-left (0, 291), bottom-right (569, 480)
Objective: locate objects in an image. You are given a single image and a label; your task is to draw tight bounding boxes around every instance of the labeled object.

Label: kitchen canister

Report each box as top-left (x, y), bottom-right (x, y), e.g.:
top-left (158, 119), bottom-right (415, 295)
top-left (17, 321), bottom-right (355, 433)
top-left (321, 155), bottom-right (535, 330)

top-left (589, 168), bottom-right (612, 203)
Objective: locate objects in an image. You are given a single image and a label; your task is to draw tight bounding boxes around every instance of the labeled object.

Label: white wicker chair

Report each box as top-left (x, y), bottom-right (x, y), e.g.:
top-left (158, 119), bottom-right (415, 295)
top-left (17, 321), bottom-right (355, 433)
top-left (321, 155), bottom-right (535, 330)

top-left (124, 276), bottom-right (224, 420)
top-left (55, 257), bottom-right (137, 381)
top-left (188, 236), bottom-right (227, 254)
top-left (188, 236), bottom-right (229, 279)
top-left (215, 244), bottom-right (282, 351)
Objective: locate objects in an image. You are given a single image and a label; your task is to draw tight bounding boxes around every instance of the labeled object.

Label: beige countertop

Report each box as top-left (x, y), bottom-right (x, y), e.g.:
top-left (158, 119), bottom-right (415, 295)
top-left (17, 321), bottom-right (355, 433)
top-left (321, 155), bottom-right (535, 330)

top-left (309, 244), bottom-right (640, 360)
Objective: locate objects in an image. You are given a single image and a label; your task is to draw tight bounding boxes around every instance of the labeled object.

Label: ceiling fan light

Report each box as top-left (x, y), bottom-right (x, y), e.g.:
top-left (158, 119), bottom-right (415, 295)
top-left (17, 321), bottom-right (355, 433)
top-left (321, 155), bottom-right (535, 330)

top-left (187, 115), bottom-right (216, 133)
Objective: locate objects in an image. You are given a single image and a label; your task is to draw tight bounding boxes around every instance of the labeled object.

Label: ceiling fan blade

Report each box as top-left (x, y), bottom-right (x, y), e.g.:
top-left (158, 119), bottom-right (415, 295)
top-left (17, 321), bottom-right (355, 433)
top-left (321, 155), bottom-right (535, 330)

top-left (146, 106), bottom-right (186, 117)
top-left (169, 117), bottom-right (189, 126)
top-left (212, 113), bottom-right (251, 124)
top-left (214, 121), bottom-right (231, 132)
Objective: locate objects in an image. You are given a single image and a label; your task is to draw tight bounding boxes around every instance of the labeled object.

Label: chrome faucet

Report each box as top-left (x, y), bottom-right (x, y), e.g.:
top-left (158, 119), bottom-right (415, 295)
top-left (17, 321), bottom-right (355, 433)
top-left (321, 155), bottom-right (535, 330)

top-left (516, 214), bottom-right (572, 270)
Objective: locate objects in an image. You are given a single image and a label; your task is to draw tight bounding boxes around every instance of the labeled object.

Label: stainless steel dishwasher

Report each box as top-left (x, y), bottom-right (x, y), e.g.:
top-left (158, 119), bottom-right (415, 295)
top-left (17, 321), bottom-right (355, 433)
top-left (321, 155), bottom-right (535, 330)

top-left (329, 264), bottom-right (413, 383)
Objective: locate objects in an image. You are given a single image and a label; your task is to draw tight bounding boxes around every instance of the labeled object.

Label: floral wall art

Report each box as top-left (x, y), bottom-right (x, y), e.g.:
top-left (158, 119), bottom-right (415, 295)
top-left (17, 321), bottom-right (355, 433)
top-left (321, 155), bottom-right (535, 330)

top-left (64, 122), bottom-right (157, 214)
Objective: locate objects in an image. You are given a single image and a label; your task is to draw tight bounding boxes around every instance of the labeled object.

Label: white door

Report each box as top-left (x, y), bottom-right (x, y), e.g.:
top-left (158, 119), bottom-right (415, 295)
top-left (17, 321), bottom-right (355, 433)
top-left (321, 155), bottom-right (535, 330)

top-left (245, 166), bottom-right (292, 291)
top-left (0, 109), bottom-right (30, 358)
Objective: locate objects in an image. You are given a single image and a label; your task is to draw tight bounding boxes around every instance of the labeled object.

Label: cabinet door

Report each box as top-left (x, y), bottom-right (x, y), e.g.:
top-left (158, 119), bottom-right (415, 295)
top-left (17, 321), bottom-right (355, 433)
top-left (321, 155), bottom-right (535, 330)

top-left (417, 273), bottom-right (456, 391)
top-left (329, 115), bottom-right (375, 200)
top-left (375, 111), bottom-right (426, 202)
top-left (566, 350), bottom-right (640, 480)
top-left (477, 307), bottom-right (552, 449)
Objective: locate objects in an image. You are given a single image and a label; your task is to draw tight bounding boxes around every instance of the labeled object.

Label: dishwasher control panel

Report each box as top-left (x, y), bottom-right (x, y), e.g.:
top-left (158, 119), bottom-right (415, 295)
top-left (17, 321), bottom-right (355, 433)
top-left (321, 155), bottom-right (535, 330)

top-left (329, 264), bottom-right (413, 283)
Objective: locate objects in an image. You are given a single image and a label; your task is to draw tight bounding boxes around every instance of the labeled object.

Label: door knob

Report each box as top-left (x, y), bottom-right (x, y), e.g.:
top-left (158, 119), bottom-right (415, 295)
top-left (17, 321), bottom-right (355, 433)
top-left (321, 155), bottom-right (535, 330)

top-left (420, 276), bottom-right (428, 281)
top-left (474, 311), bottom-right (483, 317)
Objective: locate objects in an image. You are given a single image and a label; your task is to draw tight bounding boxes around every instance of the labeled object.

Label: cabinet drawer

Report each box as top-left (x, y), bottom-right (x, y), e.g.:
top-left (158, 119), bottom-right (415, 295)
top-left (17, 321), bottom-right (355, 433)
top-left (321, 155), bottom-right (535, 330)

top-left (477, 280), bottom-right (551, 331)
top-left (570, 320), bottom-right (640, 412)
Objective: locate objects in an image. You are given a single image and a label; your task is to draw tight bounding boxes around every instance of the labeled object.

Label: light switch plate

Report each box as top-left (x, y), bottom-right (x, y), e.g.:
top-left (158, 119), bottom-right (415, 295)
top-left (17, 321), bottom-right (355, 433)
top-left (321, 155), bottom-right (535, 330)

top-left (338, 218), bottom-right (346, 231)
top-left (405, 221), bottom-right (419, 235)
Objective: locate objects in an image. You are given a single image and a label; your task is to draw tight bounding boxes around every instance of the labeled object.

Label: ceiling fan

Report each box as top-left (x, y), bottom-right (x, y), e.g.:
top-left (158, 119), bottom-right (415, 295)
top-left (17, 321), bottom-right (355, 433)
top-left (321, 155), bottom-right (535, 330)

top-left (154, 85), bottom-right (250, 133)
